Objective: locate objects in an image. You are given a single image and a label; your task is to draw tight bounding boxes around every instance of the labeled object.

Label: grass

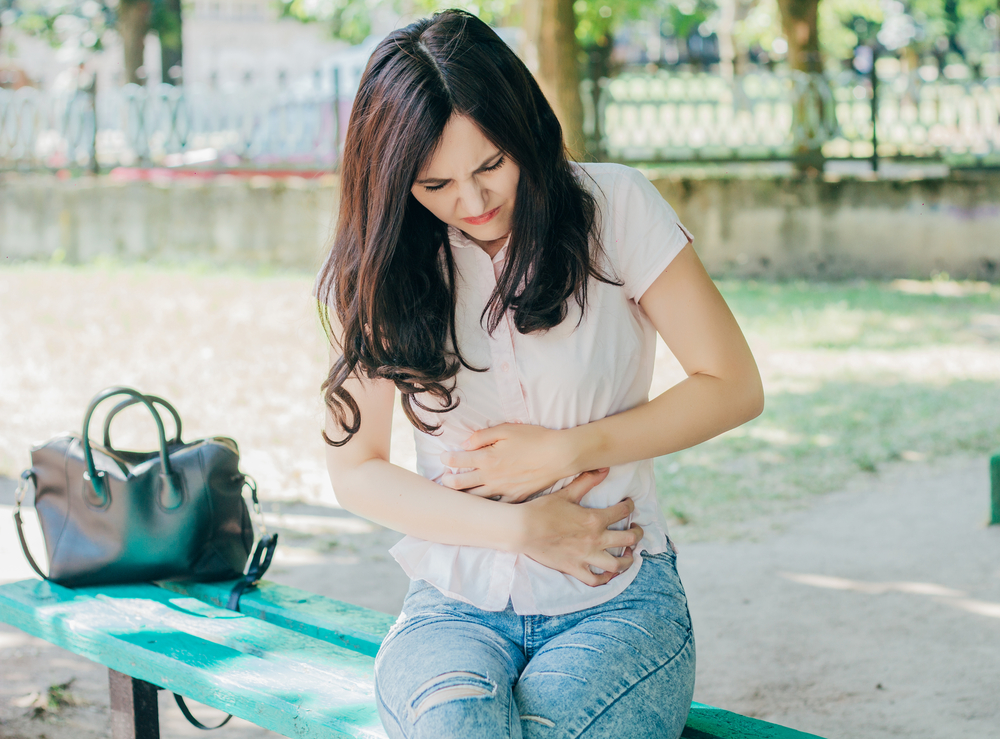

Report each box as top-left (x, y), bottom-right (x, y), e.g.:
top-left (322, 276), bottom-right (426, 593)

top-left (1, 263), bottom-right (997, 543)
top-left (656, 278), bottom-right (1000, 541)
top-left (719, 278), bottom-right (1000, 349)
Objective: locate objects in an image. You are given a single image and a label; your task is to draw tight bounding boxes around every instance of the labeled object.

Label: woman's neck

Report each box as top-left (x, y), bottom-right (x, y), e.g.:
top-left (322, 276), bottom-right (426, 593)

top-left (466, 231), bottom-right (510, 259)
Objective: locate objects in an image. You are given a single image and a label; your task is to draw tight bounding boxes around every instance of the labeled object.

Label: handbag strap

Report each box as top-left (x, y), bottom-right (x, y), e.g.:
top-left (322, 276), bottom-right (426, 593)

top-left (81, 387), bottom-right (183, 510)
top-left (226, 532), bottom-right (279, 610)
top-left (171, 534), bottom-right (279, 731)
top-left (173, 476), bottom-right (278, 731)
top-left (103, 395), bottom-right (183, 450)
top-left (173, 694), bottom-right (234, 731)
top-left (226, 474), bottom-right (279, 611)
top-left (13, 470), bottom-right (48, 580)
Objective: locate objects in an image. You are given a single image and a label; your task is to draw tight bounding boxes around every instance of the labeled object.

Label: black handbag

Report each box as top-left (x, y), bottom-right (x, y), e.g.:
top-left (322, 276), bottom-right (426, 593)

top-left (13, 386), bottom-right (280, 730)
top-left (14, 386), bottom-right (277, 597)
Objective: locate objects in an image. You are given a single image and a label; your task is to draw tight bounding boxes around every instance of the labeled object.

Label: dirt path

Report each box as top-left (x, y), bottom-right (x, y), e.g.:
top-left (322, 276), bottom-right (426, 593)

top-left (680, 454), bottom-right (1000, 738)
top-left (3, 453), bottom-right (998, 738)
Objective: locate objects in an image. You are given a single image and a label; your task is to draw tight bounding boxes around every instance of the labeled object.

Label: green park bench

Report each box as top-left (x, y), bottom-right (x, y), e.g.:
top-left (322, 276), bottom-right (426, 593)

top-left (991, 453), bottom-right (1000, 525)
top-left (0, 576), bottom-right (825, 739)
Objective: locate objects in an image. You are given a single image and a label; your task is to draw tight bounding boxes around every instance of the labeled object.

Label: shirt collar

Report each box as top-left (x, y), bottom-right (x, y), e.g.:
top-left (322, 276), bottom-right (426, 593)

top-left (447, 225), bottom-right (510, 264)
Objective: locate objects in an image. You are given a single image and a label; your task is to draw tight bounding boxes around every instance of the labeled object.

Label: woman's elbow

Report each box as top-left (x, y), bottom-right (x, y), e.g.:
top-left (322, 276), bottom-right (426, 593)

top-left (742, 370), bottom-right (765, 423)
top-left (325, 452), bottom-right (381, 514)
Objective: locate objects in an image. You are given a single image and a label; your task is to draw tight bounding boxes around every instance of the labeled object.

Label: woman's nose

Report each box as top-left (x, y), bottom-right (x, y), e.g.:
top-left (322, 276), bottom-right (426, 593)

top-left (456, 178), bottom-right (487, 217)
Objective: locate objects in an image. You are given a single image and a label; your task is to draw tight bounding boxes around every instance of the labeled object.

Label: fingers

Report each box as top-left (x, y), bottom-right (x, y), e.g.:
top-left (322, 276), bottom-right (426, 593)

top-left (600, 497), bottom-right (635, 526)
top-left (439, 448), bottom-right (480, 469)
top-left (461, 425), bottom-right (506, 451)
top-left (576, 550), bottom-right (635, 587)
top-left (575, 566), bottom-right (619, 588)
top-left (562, 468), bottom-right (610, 504)
top-left (439, 470), bottom-right (482, 491)
top-left (575, 522), bottom-right (643, 587)
top-left (605, 523), bottom-right (644, 551)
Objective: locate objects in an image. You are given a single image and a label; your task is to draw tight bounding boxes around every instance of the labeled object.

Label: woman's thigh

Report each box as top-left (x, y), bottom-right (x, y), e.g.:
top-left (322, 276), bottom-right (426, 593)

top-left (374, 583), bottom-right (527, 739)
top-left (514, 551), bottom-right (696, 739)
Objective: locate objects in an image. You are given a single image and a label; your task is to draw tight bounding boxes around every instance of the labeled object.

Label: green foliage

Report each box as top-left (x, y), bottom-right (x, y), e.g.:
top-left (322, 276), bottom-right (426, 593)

top-left (819, 0), bottom-right (883, 62)
top-left (278, 0), bottom-right (519, 45)
top-left (723, 0), bottom-right (999, 68)
top-left (733, 0), bottom-right (782, 56)
top-left (572, 0), bottom-right (718, 49)
top-left (3, 0), bottom-right (116, 53)
top-left (413, 0), bottom-right (519, 27)
top-left (150, 0), bottom-right (182, 52)
top-left (279, 0), bottom-right (376, 44)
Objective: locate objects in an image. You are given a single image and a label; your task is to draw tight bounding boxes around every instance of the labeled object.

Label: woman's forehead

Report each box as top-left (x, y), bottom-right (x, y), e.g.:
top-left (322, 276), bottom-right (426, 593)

top-left (417, 115), bottom-right (499, 180)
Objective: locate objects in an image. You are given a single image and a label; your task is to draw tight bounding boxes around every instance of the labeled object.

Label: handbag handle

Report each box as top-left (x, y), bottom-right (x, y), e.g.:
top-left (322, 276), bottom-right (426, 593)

top-left (81, 387), bottom-right (184, 510)
top-left (13, 470), bottom-right (48, 580)
top-left (103, 394), bottom-right (183, 450)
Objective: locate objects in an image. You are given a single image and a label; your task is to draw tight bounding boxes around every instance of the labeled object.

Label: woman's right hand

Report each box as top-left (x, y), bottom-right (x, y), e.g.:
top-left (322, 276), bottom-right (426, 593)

top-left (516, 468), bottom-right (644, 587)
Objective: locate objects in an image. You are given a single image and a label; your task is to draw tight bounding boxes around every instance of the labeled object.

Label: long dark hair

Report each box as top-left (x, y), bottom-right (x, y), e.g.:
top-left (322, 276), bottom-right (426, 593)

top-left (317, 9), bottom-right (619, 446)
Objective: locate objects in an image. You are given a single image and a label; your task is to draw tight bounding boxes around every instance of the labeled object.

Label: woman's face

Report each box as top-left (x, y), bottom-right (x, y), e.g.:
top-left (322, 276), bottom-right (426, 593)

top-left (411, 114), bottom-right (520, 251)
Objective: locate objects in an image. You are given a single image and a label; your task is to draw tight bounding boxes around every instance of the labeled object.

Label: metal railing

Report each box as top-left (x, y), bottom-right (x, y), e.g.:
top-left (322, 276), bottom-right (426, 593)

top-left (3, 69), bottom-right (1000, 171)
top-left (1, 81), bottom-right (347, 171)
top-left (595, 70), bottom-right (1000, 165)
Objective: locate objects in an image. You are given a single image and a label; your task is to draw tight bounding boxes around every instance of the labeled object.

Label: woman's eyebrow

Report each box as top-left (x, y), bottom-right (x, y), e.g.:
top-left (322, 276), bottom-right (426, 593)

top-left (415, 151), bottom-right (502, 185)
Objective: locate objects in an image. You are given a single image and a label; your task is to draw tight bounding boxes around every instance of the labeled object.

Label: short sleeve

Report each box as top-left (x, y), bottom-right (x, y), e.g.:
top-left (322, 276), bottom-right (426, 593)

top-left (609, 166), bottom-right (693, 303)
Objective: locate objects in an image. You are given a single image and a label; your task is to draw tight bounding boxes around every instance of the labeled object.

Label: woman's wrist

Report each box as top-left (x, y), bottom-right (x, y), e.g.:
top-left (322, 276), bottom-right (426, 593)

top-left (560, 422), bottom-right (606, 476)
top-left (505, 501), bottom-right (533, 554)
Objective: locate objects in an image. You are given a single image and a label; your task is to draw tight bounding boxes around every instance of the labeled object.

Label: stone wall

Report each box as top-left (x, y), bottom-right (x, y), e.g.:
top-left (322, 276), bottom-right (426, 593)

top-left (651, 173), bottom-right (1000, 280)
top-left (1, 171), bottom-right (997, 279)
top-left (0, 174), bottom-right (340, 272)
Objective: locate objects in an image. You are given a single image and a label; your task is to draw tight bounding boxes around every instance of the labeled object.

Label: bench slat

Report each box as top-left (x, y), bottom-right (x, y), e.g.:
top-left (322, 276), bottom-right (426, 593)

top-left (684, 703), bottom-right (824, 739)
top-left (157, 579), bottom-right (394, 657)
top-left (163, 580), bottom-right (825, 739)
top-left (1, 578), bottom-right (826, 739)
top-left (0, 579), bottom-right (387, 739)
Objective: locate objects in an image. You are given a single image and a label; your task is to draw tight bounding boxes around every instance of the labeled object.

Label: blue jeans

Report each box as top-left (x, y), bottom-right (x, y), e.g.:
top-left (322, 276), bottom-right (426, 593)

top-left (374, 550), bottom-right (696, 738)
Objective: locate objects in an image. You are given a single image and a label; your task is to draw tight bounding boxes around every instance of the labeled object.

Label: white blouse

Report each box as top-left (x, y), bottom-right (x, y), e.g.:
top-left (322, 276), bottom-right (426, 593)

top-left (389, 162), bottom-right (693, 616)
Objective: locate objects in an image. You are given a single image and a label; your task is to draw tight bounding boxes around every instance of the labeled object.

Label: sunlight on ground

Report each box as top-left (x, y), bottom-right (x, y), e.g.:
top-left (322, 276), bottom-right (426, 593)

top-left (780, 571), bottom-right (1000, 620)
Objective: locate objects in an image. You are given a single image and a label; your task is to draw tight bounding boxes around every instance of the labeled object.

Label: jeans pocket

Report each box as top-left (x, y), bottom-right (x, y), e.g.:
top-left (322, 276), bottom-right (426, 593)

top-left (635, 549), bottom-right (688, 616)
top-left (640, 548), bottom-right (677, 565)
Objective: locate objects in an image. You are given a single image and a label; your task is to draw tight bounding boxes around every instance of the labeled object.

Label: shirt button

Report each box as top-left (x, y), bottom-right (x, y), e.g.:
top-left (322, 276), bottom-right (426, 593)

top-left (501, 362), bottom-right (510, 372)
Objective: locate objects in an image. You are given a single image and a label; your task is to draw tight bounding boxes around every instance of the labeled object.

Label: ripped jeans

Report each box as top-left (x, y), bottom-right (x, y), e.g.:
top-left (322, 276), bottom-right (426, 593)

top-left (374, 550), bottom-right (695, 739)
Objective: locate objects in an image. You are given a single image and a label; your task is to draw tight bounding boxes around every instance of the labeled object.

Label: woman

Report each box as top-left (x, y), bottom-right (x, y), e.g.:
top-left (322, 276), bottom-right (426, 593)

top-left (316, 10), bottom-right (763, 739)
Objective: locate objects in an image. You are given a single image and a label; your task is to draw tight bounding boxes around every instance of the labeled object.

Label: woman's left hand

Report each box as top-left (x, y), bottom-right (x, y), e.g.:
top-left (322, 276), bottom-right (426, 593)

top-left (439, 423), bottom-right (576, 503)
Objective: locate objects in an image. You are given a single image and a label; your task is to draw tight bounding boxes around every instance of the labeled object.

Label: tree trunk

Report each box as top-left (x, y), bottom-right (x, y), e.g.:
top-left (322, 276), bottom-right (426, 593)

top-left (522, 0), bottom-right (587, 159)
top-left (118, 0), bottom-right (152, 85)
top-left (776, 0), bottom-right (826, 172)
top-left (156, 0), bottom-right (184, 84)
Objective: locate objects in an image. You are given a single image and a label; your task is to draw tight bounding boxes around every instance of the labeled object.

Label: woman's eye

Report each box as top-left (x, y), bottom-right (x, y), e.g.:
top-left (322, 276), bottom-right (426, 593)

top-left (419, 156), bottom-right (503, 192)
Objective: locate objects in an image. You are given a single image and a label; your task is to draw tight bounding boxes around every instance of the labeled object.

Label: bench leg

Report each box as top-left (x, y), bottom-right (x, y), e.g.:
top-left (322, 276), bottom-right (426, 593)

top-left (109, 668), bottom-right (161, 739)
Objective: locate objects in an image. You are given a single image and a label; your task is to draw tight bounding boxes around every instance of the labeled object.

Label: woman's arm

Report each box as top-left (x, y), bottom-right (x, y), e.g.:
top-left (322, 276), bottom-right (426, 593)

top-left (438, 243), bottom-right (764, 500)
top-left (322, 315), bottom-right (643, 586)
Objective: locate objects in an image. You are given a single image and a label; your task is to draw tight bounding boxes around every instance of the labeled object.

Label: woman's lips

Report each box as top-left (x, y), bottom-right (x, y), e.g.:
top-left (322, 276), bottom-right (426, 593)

top-left (462, 206), bottom-right (500, 226)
